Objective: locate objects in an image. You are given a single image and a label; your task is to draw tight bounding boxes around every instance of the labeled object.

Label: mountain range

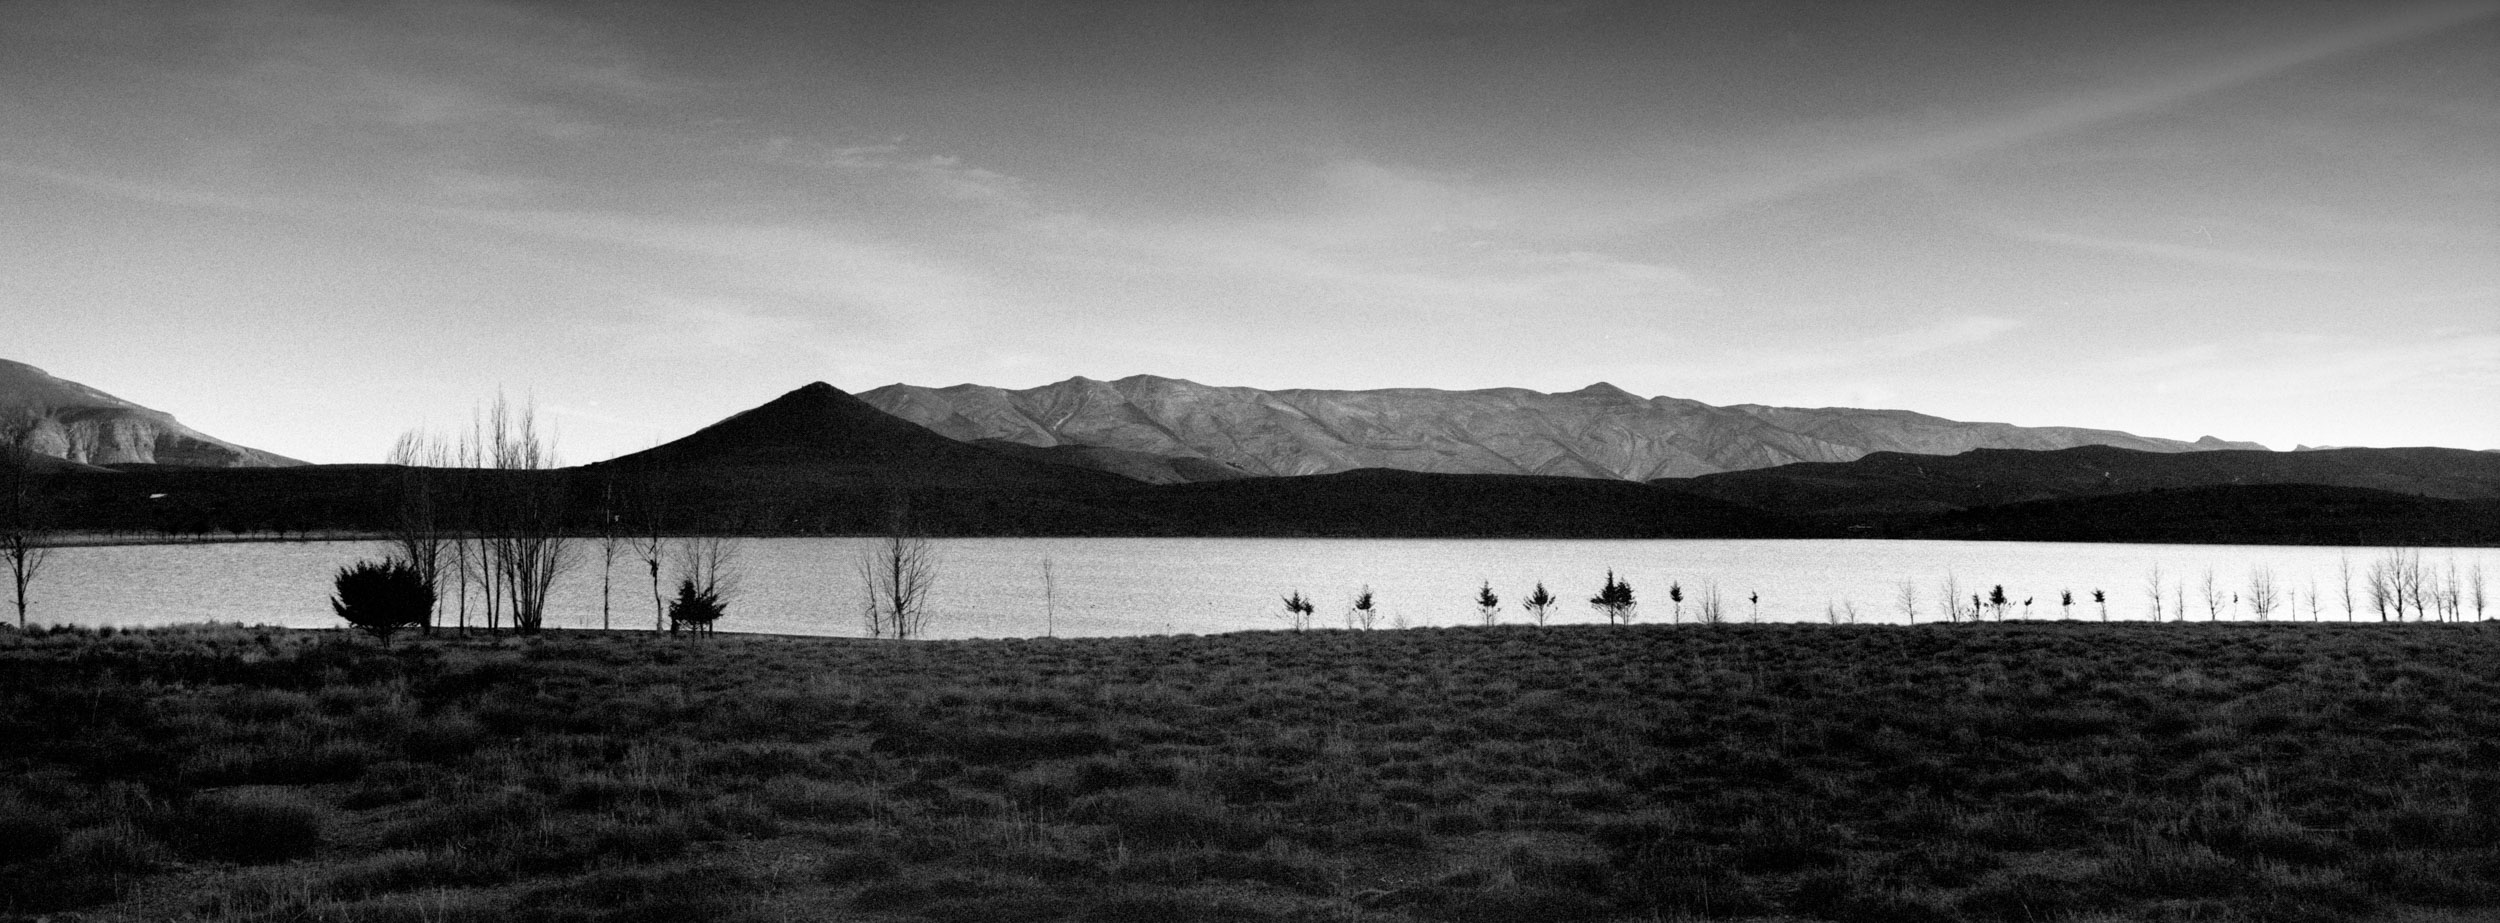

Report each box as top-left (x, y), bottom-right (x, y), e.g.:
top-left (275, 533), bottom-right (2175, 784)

top-left (0, 359), bottom-right (301, 468)
top-left (6, 363), bottom-right (2494, 544)
top-left (860, 375), bottom-right (2265, 483)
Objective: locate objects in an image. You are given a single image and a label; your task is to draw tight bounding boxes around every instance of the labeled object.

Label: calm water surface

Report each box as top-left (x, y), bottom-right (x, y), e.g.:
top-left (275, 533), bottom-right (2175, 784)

top-left (29, 538), bottom-right (2497, 639)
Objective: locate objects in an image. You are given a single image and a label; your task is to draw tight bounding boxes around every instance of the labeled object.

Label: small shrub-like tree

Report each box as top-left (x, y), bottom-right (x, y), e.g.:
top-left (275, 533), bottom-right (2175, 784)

top-left (1988, 585), bottom-right (2008, 621)
top-left (1523, 582), bottom-right (1556, 626)
top-left (1671, 582), bottom-right (1686, 624)
top-left (671, 534), bottom-right (740, 634)
top-left (1475, 581), bottom-right (1500, 626)
top-left (667, 578), bottom-right (725, 636)
top-left (2093, 588), bottom-right (2107, 621)
top-left (1280, 590), bottom-right (1314, 631)
top-left (1590, 570), bottom-right (1635, 625)
top-left (330, 559), bottom-right (434, 645)
top-left (1348, 586), bottom-right (1377, 630)
top-left (2060, 589), bottom-right (2073, 620)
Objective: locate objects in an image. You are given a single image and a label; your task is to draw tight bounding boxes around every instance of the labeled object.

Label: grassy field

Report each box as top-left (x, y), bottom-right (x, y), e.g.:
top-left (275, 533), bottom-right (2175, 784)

top-left (3, 621), bottom-right (2497, 923)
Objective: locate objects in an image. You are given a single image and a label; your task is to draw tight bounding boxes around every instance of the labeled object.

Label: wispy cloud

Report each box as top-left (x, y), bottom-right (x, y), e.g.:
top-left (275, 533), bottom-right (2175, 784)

top-left (1657, 316), bottom-right (2024, 383)
top-left (1990, 225), bottom-right (2346, 275)
top-left (1602, 2), bottom-right (2500, 226)
top-left (758, 137), bottom-right (1036, 208)
top-left (428, 205), bottom-right (1010, 348)
top-left (0, 159), bottom-right (311, 216)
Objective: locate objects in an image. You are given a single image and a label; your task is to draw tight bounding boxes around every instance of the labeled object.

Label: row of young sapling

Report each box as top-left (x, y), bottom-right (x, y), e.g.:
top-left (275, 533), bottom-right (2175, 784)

top-left (1280, 572), bottom-right (1758, 631)
top-left (1276, 548), bottom-right (2490, 630)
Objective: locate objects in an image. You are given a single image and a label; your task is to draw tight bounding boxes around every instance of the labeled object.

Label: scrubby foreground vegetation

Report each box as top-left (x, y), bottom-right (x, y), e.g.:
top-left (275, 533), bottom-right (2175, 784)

top-left (4, 622), bottom-right (2498, 922)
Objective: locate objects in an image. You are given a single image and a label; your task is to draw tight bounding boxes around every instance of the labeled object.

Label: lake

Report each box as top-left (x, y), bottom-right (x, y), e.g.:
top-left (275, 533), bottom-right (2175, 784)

top-left (24, 535), bottom-right (2500, 635)
top-left (22, 538), bottom-right (2496, 638)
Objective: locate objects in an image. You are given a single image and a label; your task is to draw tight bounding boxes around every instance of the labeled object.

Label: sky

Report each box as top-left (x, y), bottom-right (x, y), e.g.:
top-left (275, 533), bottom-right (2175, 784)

top-left (3, 0), bottom-right (2495, 464)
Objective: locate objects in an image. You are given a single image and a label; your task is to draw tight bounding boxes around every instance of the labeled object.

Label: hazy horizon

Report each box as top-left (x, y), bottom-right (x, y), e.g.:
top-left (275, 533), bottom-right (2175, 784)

top-left (6, 1), bottom-right (2494, 463)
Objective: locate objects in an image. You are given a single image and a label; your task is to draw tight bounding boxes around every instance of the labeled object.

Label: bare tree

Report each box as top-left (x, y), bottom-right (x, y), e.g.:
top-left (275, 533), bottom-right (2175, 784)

top-left (1042, 558), bottom-right (1058, 637)
top-left (2375, 548), bottom-right (2426, 621)
top-left (1896, 579), bottom-right (1917, 625)
top-left (470, 394), bottom-right (573, 633)
top-left (2339, 552), bottom-right (2356, 621)
top-left (2, 457), bottom-right (56, 629)
top-left (2307, 577), bottom-right (2323, 621)
top-left (596, 477), bottom-right (622, 631)
top-left (1523, 582), bottom-right (1555, 626)
top-left (1475, 581), bottom-right (1500, 626)
top-left (2201, 569), bottom-right (2224, 621)
top-left (2441, 558), bottom-right (2463, 622)
top-left (383, 429), bottom-right (453, 633)
top-left (1697, 582), bottom-right (1726, 625)
top-left (2145, 563), bottom-right (2165, 622)
top-left (859, 499), bottom-right (938, 640)
top-left (2471, 562), bottom-right (2487, 621)
top-left (1942, 572), bottom-right (1963, 624)
top-left (636, 494), bottom-right (668, 633)
top-left (2247, 567), bottom-right (2280, 622)
top-left (2366, 555), bottom-right (2393, 621)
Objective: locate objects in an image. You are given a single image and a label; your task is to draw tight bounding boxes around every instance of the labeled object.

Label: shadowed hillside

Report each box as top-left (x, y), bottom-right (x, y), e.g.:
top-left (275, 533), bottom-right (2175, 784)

top-left (1668, 445), bottom-right (2500, 519)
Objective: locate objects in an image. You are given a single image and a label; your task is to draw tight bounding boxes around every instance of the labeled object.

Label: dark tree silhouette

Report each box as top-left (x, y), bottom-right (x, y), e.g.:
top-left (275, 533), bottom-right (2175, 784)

top-left (1349, 586), bottom-right (1377, 630)
top-left (331, 559), bottom-right (435, 645)
top-left (667, 578), bottom-right (725, 636)
top-left (1524, 582), bottom-right (1556, 626)
top-left (1475, 581), bottom-right (1500, 626)
top-left (1280, 590), bottom-right (1315, 631)
top-left (1590, 570), bottom-right (1636, 625)
top-left (1670, 581), bottom-right (1685, 624)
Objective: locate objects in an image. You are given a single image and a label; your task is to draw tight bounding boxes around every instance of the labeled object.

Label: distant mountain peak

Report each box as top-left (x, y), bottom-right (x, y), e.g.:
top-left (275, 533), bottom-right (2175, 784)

top-left (602, 380), bottom-right (1133, 490)
top-left (1571, 382), bottom-right (1636, 398)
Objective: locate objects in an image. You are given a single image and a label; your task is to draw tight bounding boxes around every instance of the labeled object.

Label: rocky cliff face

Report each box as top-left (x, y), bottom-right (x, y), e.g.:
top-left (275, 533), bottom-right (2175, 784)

top-left (0, 359), bottom-right (303, 467)
top-left (860, 375), bottom-right (2266, 481)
